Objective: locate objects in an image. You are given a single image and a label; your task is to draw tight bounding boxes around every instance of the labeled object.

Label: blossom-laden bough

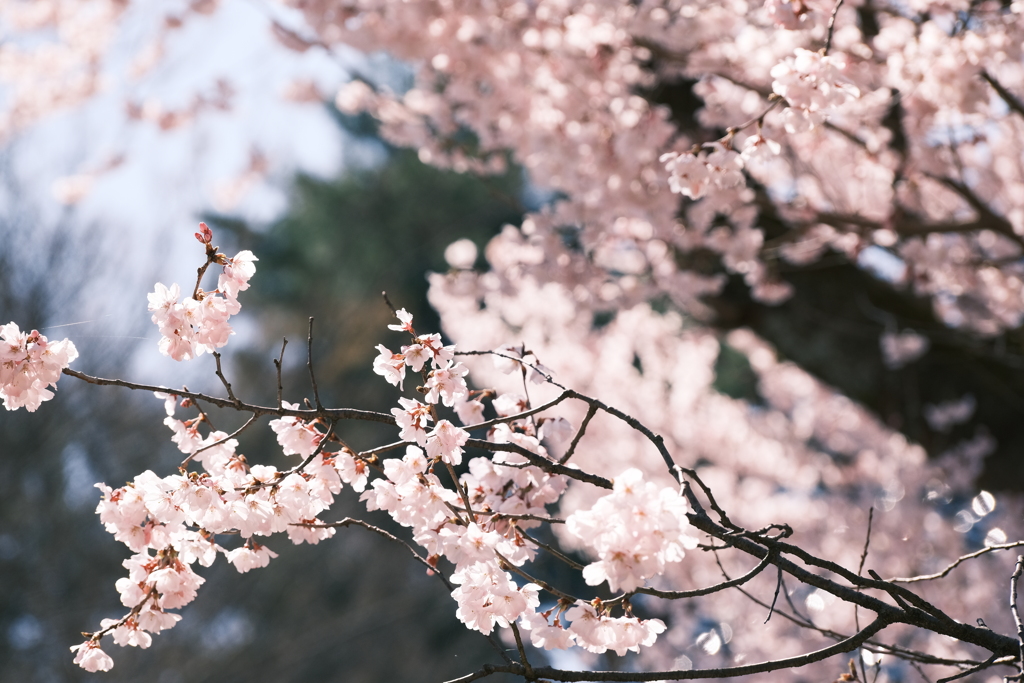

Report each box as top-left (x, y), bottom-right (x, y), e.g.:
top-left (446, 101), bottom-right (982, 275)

top-left (4, 226), bottom-right (1023, 683)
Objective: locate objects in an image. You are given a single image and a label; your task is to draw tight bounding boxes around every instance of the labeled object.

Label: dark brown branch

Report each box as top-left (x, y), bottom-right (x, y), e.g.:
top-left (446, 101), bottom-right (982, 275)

top-left (307, 317), bottom-right (323, 412)
top-left (510, 621), bottom-right (534, 680)
top-left (465, 437), bottom-right (613, 490)
top-left (63, 367), bottom-right (395, 424)
top-left (935, 655), bottom-right (1002, 683)
top-left (526, 618), bottom-right (889, 681)
top-left (518, 527), bottom-right (584, 570)
top-left (288, 420), bottom-right (336, 476)
top-left (496, 552), bottom-right (580, 603)
top-left (982, 70), bottom-right (1024, 121)
top-left (464, 390), bottom-right (573, 432)
top-left (212, 351), bottom-right (241, 407)
top-left (633, 551), bottom-right (774, 600)
top-left (685, 510), bottom-right (1020, 657)
top-left (559, 402), bottom-right (597, 465)
top-left (274, 337), bottom-right (287, 410)
top-left (181, 412), bottom-right (259, 468)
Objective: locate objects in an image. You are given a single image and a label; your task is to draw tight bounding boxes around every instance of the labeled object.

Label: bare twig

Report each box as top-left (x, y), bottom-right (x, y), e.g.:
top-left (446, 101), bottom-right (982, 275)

top-left (855, 507), bottom-right (875, 683)
top-left (442, 664), bottom-right (519, 683)
top-left (212, 352), bottom-right (241, 407)
top-left (287, 420), bottom-right (337, 476)
top-left (858, 508), bottom-right (875, 577)
top-left (889, 541), bottom-right (1024, 583)
top-left (559, 403), bottom-right (597, 464)
top-left (63, 367), bottom-right (394, 424)
top-left (274, 337), bottom-right (288, 410)
top-left (824, 0), bottom-right (846, 55)
top-left (192, 245), bottom-right (218, 300)
top-left (765, 566), bottom-right (783, 624)
top-left (444, 459), bottom-right (477, 524)
top-left (1011, 556), bottom-right (1024, 680)
top-left (465, 438), bottom-right (613, 490)
top-left (181, 413), bottom-right (259, 469)
top-left (524, 618), bottom-right (889, 681)
top-left (510, 621), bottom-right (534, 680)
top-left (935, 655), bottom-right (1000, 683)
top-left (632, 551), bottom-right (774, 601)
top-left (307, 317), bottom-right (323, 412)
top-left (496, 552), bottom-right (580, 603)
top-left (381, 290), bottom-right (398, 315)
top-left (518, 527), bottom-right (585, 570)
top-left (464, 390), bottom-right (574, 432)
top-left (982, 70), bottom-right (1024, 121)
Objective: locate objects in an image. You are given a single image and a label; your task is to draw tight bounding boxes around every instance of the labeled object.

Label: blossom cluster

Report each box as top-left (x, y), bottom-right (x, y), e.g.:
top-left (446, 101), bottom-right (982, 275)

top-left (147, 229), bottom-right (257, 361)
top-left (0, 323), bottom-right (78, 411)
top-left (566, 468), bottom-right (697, 593)
top-left (73, 282), bottom-right (702, 669)
top-left (72, 393), bottom-right (360, 670)
top-left (364, 308), bottom-right (688, 652)
top-left (770, 48), bottom-right (860, 133)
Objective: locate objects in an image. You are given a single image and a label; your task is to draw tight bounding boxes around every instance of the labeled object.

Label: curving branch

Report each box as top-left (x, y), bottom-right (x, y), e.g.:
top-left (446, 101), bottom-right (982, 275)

top-left (63, 367), bottom-right (395, 424)
top-left (524, 618), bottom-right (890, 681)
top-left (889, 541), bottom-right (1024, 584)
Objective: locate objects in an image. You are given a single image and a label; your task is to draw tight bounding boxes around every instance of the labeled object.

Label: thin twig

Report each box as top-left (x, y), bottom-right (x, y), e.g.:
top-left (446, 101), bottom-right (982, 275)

top-left (823, 0), bottom-right (846, 55)
top-left (287, 421), bottom-right (337, 476)
top-left (765, 567), bottom-right (783, 624)
top-left (381, 291), bottom-right (398, 315)
top-left (856, 507), bottom-right (875, 683)
top-left (518, 527), bottom-right (585, 570)
top-left (936, 655), bottom-right (1000, 683)
top-left (445, 459), bottom-right (477, 524)
top-left (511, 621), bottom-right (534, 679)
top-left (889, 541), bottom-right (1024, 583)
top-left (63, 367), bottom-right (394, 424)
top-left (982, 70), bottom-right (1024, 121)
top-left (524, 618), bottom-right (890, 681)
top-left (274, 337), bottom-right (287, 410)
top-left (858, 508), bottom-right (875, 577)
top-left (464, 390), bottom-right (573, 433)
top-left (192, 245), bottom-right (217, 300)
top-left (466, 438), bottom-right (613, 490)
top-left (213, 352), bottom-right (241, 407)
top-left (1011, 556), bottom-right (1024, 680)
top-left (496, 552), bottom-right (580, 603)
top-left (181, 413), bottom-right (258, 468)
top-left (559, 403), bottom-right (597, 464)
top-left (307, 317), bottom-right (323, 412)
top-left (631, 551), bottom-right (774, 601)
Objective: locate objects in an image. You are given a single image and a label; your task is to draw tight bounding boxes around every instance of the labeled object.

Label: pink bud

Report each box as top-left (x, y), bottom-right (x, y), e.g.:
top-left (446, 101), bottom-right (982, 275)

top-left (195, 222), bottom-right (213, 244)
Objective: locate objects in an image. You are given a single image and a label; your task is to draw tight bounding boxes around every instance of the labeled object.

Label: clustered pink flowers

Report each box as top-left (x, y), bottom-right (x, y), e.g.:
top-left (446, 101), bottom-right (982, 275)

top-left (147, 227), bottom-right (257, 361)
top-left (770, 48), bottom-right (860, 133)
top-left (63, 244), bottom-right (696, 669)
top-left (0, 323), bottom-right (78, 411)
top-left (567, 468), bottom-right (697, 593)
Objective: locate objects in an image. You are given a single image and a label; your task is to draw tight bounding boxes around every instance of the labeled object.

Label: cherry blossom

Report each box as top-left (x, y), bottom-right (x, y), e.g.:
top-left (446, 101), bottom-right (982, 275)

top-left (450, 561), bottom-right (539, 635)
top-left (146, 230), bottom-right (257, 361)
top-left (0, 323), bottom-right (78, 411)
top-left (70, 641), bottom-right (114, 672)
top-left (566, 469), bottom-right (697, 592)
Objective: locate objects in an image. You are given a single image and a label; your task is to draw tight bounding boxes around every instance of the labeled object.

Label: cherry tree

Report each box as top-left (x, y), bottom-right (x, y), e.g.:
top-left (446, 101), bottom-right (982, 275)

top-left (3, 1), bottom-right (1024, 682)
